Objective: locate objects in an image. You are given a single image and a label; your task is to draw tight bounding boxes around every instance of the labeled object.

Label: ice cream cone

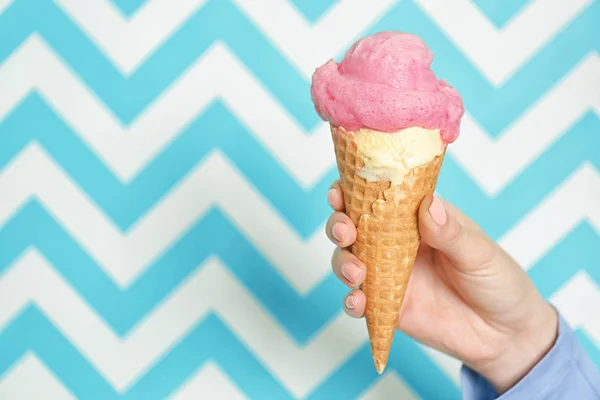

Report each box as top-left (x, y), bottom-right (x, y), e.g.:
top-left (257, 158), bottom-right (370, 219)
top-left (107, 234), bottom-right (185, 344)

top-left (331, 125), bottom-right (445, 374)
top-left (311, 30), bottom-right (463, 374)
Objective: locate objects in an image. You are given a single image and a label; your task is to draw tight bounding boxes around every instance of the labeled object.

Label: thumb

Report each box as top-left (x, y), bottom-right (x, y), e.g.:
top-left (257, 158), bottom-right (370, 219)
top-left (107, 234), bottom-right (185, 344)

top-left (418, 195), bottom-right (500, 272)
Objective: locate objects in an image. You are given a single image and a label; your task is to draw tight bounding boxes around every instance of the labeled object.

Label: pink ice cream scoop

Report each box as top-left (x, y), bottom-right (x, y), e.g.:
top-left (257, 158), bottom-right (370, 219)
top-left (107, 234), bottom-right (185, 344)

top-left (310, 31), bottom-right (464, 143)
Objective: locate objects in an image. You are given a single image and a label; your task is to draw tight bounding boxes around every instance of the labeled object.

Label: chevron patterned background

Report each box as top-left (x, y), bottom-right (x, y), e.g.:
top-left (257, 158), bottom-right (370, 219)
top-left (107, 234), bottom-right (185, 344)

top-left (0, 0), bottom-right (598, 399)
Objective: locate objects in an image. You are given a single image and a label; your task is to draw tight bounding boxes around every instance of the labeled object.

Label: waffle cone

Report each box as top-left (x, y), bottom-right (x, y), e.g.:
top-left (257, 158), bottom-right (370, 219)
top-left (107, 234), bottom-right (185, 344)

top-left (331, 125), bottom-right (445, 374)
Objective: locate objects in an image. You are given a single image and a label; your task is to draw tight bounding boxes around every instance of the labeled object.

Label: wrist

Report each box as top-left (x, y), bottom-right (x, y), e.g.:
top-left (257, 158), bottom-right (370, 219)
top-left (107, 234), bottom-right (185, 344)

top-left (469, 303), bottom-right (559, 395)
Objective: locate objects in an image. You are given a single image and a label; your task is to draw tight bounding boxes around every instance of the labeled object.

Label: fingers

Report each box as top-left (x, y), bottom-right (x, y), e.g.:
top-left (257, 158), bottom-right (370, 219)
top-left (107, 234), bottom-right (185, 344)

top-left (418, 195), bottom-right (501, 273)
top-left (326, 181), bottom-right (356, 247)
top-left (326, 212), bottom-right (357, 248)
top-left (331, 248), bottom-right (366, 318)
top-left (343, 289), bottom-right (366, 318)
top-left (327, 180), bottom-right (345, 212)
top-left (331, 247), bottom-right (366, 288)
top-left (328, 180), bottom-right (365, 318)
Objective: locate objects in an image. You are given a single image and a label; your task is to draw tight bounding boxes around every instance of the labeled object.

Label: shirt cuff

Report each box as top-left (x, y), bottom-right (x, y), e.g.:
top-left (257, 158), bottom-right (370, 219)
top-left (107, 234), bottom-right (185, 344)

top-left (460, 315), bottom-right (576, 400)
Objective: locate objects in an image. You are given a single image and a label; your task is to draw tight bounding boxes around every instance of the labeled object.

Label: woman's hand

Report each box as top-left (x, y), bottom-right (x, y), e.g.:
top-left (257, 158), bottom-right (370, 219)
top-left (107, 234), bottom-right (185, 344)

top-left (326, 181), bottom-right (559, 394)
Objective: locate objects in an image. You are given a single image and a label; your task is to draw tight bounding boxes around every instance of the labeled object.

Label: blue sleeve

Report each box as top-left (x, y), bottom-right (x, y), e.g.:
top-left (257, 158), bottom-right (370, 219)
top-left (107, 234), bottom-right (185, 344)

top-left (460, 315), bottom-right (600, 399)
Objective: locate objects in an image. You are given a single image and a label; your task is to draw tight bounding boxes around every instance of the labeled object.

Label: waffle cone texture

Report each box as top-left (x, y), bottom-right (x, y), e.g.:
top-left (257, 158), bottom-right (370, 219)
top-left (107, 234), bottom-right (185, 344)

top-left (331, 125), bottom-right (445, 374)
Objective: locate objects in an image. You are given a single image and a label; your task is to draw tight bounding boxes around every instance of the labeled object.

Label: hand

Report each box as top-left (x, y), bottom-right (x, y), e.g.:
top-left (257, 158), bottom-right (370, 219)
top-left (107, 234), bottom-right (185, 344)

top-left (326, 181), bottom-right (559, 394)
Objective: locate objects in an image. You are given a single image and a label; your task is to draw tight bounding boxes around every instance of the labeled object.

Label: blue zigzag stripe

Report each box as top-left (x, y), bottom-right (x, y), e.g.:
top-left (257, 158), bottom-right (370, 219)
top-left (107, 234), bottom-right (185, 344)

top-left (0, 204), bottom-right (345, 342)
top-left (111, 0), bottom-right (537, 30)
top-left (0, 0), bottom-right (597, 135)
top-left (0, 201), bottom-right (597, 344)
top-left (109, 0), bottom-right (533, 29)
top-left (0, 309), bottom-right (461, 399)
top-left (0, 309), bottom-right (291, 399)
top-left (1, 96), bottom-right (598, 239)
top-left (529, 224), bottom-right (600, 299)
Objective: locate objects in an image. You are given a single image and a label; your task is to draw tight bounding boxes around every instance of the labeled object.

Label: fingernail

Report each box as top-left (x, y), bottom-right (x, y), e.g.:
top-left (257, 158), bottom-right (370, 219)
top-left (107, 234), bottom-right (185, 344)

top-left (341, 263), bottom-right (363, 284)
top-left (345, 295), bottom-right (356, 310)
top-left (332, 223), bottom-right (348, 242)
top-left (327, 188), bottom-right (336, 207)
top-left (429, 195), bottom-right (447, 226)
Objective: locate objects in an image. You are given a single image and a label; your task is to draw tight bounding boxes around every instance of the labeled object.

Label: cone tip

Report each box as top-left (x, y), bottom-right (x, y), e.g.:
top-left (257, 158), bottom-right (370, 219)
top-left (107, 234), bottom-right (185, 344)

top-left (374, 358), bottom-right (386, 375)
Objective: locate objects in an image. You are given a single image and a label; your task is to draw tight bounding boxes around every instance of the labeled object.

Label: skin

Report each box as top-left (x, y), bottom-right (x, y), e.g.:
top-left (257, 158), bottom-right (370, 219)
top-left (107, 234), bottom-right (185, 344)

top-left (326, 181), bottom-right (559, 394)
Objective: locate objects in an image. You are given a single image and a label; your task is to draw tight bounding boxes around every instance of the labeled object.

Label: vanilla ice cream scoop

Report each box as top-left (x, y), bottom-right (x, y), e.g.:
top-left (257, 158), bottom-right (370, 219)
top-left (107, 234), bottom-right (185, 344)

top-left (355, 127), bottom-right (445, 187)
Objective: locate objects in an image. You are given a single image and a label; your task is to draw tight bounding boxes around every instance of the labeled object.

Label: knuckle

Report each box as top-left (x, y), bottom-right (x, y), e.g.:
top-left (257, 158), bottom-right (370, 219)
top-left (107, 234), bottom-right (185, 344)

top-left (471, 233), bottom-right (498, 268)
top-left (462, 230), bottom-right (499, 271)
top-left (445, 218), bottom-right (464, 246)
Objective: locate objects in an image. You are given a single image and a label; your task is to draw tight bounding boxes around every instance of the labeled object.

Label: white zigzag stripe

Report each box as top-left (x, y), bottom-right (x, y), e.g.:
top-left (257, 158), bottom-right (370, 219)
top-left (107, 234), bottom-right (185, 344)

top-left (415, 0), bottom-right (594, 86)
top-left (56, 0), bottom-right (208, 75)
top-left (451, 53), bottom-right (600, 195)
top-left (231, 0), bottom-right (396, 78)
top-left (0, 252), bottom-right (369, 397)
top-left (499, 163), bottom-right (600, 270)
top-left (168, 363), bottom-right (248, 400)
top-left (551, 272), bottom-right (600, 347)
top-left (0, 36), bottom-right (333, 188)
top-left (0, 354), bottom-right (76, 400)
top-left (359, 372), bottom-right (419, 400)
top-left (2, 38), bottom-right (598, 194)
top-left (0, 0), bottom-right (13, 14)
top-left (0, 144), bottom-right (333, 292)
